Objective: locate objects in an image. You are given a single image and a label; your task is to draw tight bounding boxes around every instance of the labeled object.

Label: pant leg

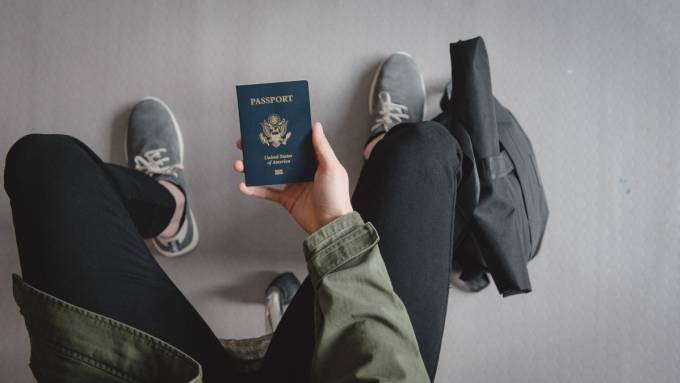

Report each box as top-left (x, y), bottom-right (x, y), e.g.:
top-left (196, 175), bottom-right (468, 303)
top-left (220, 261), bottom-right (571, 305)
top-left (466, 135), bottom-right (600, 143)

top-left (4, 134), bottom-right (239, 383)
top-left (351, 121), bottom-right (460, 379)
top-left (262, 121), bottom-right (461, 382)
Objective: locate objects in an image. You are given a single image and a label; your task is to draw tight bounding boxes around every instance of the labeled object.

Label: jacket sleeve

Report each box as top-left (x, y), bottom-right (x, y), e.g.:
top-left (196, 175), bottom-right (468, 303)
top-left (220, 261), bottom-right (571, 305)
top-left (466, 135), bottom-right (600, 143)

top-left (303, 212), bottom-right (430, 383)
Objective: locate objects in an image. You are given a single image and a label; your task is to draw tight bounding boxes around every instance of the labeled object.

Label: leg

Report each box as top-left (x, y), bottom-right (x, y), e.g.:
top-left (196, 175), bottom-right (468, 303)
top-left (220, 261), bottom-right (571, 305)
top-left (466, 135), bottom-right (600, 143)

top-left (262, 121), bottom-right (461, 381)
top-left (352, 122), bottom-right (460, 378)
top-left (4, 134), bottom-right (239, 382)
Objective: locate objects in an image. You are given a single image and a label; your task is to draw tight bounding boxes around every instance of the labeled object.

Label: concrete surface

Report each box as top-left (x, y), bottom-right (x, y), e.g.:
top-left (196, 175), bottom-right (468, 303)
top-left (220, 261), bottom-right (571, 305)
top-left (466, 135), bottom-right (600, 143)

top-left (1, 0), bottom-right (679, 382)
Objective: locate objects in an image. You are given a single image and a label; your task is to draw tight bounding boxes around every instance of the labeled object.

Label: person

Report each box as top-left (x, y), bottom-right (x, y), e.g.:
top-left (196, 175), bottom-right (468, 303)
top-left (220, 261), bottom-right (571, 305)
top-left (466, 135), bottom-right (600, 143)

top-left (4, 52), bottom-right (462, 382)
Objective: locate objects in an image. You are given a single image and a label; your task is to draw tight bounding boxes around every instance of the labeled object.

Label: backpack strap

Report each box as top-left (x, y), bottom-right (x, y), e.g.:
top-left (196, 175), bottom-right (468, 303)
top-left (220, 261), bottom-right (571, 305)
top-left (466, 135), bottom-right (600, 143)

top-left (450, 37), bottom-right (500, 159)
top-left (477, 150), bottom-right (514, 180)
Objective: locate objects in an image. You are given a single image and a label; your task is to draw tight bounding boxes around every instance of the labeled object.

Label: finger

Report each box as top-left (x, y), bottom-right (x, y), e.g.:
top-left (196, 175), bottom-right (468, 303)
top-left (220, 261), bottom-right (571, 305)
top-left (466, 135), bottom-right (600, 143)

top-left (233, 159), bottom-right (244, 173)
top-left (235, 138), bottom-right (243, 151)
top-left (238, 182), bottom-right (282, 203)
top-left (311, 122), bottom-right (338, 167)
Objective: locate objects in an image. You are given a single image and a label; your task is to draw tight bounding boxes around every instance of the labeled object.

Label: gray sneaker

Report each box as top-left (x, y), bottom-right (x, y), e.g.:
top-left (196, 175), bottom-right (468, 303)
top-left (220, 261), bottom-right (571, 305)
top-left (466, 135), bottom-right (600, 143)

top-left (368, 52), bottom-right (426, 143)
top-left (127, 97), bottom-right (199, 257)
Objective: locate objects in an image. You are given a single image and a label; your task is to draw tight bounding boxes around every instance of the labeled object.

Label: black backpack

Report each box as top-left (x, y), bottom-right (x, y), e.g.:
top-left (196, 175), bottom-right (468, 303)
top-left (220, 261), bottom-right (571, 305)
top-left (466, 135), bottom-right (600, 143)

top-left (442, 37), bottom-right (549, 296)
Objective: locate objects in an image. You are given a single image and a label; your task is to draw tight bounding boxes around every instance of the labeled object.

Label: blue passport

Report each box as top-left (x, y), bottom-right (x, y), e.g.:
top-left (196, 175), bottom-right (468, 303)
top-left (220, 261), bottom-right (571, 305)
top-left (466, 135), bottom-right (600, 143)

top-left (236, 80), bottom-right (317, 186)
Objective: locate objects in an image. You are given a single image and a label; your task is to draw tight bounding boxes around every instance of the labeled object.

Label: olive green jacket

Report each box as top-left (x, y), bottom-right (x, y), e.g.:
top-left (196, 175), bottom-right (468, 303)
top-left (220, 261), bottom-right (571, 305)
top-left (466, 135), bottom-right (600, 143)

top-left (13, 212), bottom-right (430, 382)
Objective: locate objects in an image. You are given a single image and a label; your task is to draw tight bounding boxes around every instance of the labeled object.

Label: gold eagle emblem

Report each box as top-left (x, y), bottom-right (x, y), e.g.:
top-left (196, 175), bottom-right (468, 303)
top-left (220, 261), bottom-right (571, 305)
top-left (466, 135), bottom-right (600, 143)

top-left (259, 113), bottom-right (291, 148)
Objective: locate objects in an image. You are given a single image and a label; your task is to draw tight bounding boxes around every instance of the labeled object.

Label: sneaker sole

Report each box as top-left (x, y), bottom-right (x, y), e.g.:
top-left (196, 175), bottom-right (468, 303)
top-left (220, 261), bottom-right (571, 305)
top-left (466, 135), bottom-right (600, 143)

top-left (368, 51), bottom-right (427, 118)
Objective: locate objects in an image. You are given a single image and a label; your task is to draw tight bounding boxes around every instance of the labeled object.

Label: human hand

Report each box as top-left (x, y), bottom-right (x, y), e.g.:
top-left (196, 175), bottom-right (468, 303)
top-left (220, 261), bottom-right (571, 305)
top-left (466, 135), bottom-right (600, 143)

top-left (233, 122), bottom-right (353, 234)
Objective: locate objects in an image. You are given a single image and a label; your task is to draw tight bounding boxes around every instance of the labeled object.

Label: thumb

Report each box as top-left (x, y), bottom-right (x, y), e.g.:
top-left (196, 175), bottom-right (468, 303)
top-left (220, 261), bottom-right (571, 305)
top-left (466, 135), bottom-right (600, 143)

top-left (311, 122), bottom-right (338, 167)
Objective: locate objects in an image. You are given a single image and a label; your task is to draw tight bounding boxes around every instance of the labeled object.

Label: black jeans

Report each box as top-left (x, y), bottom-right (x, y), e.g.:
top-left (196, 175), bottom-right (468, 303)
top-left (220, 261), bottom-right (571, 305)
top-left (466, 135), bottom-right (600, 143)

top-left (4, 121), bottom-right (461, 383)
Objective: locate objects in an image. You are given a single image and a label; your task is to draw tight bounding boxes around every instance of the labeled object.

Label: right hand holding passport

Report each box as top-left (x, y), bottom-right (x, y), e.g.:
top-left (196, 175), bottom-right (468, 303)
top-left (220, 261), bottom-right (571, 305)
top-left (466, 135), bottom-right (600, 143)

top-left (233, 122), bottom-right (353, 234)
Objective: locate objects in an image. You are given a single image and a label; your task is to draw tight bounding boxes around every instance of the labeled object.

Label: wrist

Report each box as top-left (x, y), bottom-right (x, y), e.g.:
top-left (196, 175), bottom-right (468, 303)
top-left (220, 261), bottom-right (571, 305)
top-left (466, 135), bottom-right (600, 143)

top-left (321, 206), bottom-right (353, 230)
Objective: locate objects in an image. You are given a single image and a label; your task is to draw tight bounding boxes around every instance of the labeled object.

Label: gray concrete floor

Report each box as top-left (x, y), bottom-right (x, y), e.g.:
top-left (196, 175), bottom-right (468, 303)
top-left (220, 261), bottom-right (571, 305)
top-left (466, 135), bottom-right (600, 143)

top-left (1, 1), bottom-right (679, 382)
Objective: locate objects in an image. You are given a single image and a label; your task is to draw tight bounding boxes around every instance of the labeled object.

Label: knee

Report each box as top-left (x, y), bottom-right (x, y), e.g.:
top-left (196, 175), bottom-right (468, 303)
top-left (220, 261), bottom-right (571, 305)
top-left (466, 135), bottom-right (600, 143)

top-left (383, 121), bottom-right (462, 167)
top-left (4, 134), bottom-right (84, 197)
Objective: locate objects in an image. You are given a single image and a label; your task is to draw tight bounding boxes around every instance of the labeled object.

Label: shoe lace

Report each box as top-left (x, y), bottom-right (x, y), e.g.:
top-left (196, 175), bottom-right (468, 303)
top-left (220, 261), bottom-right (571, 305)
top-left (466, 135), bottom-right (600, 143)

top-left (134, 148), bottom-right (183, 178)
top-left (371, 91), bottom-right (410, 133)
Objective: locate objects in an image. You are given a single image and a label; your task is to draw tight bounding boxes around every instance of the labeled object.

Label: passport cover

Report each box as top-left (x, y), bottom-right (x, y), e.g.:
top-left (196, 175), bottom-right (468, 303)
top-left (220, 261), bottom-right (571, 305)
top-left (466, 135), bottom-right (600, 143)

top-left (236, 80), bottom-right (316, 186)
